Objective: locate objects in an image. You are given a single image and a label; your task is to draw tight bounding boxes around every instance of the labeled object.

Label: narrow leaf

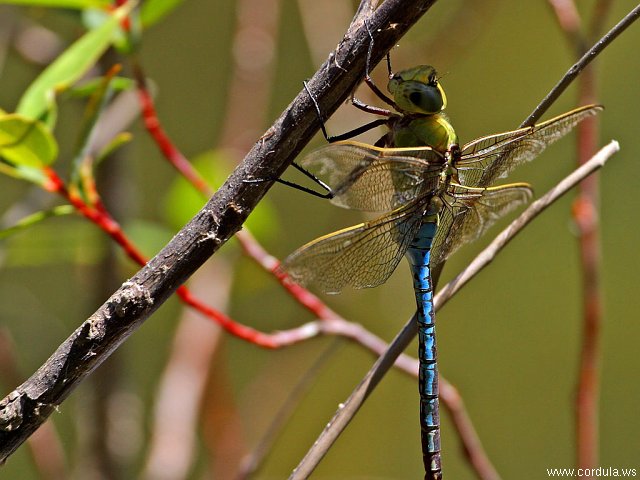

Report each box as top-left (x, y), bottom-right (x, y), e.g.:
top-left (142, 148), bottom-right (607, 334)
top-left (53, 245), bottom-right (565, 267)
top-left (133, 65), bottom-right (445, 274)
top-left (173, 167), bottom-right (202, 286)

top-left (16, 2), bottom-right (134, 121)
top-left (0, 0), bottom-right (108, 7)
top-left (0, 205), bottom-right (74, 240)
top-left (69, 76), bottom-right (134, 97)
top-left (140, 0), bottom-right (184, 27)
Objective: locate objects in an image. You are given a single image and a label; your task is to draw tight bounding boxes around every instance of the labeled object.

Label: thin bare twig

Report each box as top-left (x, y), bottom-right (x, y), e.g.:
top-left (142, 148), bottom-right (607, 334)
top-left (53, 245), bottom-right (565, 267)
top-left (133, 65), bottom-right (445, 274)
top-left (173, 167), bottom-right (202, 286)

top-left (236, 340), bottom-right (343, 479)
top-left (547, 2), bottom-right (618, 471)
top-left (570, 3), bottom-right (609, 472)
top-left (439, 380), bottom-right (500, 480)
top-left (522, 4), bottom-right (640, 127)
top-left (288, 142), bottom-right (619, 480)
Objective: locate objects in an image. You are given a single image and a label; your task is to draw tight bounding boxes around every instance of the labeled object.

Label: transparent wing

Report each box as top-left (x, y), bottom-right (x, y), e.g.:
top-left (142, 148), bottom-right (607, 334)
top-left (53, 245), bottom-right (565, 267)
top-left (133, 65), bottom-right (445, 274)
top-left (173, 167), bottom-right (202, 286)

top-left (431, 183), bottom-right (533, 267)
top-left (457, 105), bottom-right (603, 187)
top-left (278, 200), bottom-right (427, 294)
top-left (301, 140), bottom-right (446, 212)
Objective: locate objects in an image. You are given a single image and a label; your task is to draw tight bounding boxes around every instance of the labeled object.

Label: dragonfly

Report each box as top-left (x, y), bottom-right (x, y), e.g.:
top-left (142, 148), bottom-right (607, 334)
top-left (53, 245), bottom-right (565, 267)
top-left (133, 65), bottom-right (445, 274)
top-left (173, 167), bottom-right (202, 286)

top-left (279, 61), bottom-right (602, 479)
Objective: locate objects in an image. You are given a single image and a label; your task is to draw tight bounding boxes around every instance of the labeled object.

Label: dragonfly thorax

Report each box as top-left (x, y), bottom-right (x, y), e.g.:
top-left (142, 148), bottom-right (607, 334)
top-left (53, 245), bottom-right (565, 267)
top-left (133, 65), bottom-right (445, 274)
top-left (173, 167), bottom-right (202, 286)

top-left (387, 113), bottom-right (458, 152)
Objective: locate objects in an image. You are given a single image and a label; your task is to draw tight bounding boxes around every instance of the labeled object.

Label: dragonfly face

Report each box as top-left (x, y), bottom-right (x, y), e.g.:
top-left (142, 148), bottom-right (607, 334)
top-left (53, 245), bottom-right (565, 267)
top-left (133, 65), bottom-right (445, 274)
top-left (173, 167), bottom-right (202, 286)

top-left (388, 65), bottom-right (447, 115)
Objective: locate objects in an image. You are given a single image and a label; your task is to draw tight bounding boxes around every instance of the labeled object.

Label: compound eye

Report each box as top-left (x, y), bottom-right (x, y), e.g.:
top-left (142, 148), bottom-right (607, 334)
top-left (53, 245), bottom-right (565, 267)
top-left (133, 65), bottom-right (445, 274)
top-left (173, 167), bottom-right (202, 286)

top-left (409, 91), bottom-right (423, 106)
top-left (406, 84), bottom-right (445, 114)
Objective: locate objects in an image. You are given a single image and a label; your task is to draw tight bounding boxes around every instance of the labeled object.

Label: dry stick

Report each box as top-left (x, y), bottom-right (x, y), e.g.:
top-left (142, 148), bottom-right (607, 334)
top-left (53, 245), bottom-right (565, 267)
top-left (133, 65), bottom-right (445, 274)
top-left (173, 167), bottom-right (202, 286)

top-left (0, 0), bottom-right (438, 461)
top-left (288, 141), bottom-right (619, 480)
top-left (522, 3), bottom-right (640, 127)
top-left (235, 340), bottom-right (344, 480)
top-left (438, 380), bottom-right (499, 480)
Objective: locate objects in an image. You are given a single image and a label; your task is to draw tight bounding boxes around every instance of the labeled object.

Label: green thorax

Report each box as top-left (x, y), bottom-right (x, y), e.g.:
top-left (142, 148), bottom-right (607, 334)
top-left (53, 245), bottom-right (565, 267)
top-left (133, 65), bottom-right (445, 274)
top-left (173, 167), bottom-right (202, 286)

top-left (388, 113), bottom-right (457, 151)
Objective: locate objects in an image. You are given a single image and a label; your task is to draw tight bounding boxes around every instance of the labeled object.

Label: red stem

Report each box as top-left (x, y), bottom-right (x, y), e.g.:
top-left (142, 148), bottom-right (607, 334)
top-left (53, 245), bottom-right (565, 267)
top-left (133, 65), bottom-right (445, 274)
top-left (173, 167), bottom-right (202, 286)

top-left (574, 69), bottom-right (601, 471)
top-left (547, 2), bottom-right (604, 470)
top-left (43, 167), bottom-right (279, 347)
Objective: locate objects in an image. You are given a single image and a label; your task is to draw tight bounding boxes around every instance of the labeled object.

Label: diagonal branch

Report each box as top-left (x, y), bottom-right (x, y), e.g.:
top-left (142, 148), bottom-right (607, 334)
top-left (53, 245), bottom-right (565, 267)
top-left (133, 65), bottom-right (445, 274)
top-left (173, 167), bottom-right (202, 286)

top-left (522, 3), bottom-right (640, 127)
top-left (0, 0), bottom-right (439, 462)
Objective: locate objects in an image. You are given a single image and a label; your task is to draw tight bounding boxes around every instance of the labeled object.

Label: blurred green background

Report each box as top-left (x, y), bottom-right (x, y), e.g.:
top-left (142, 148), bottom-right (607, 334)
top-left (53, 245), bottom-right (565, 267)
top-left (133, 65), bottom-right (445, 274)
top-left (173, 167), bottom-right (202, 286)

top-left (0, 1), bottom-right (639, 479)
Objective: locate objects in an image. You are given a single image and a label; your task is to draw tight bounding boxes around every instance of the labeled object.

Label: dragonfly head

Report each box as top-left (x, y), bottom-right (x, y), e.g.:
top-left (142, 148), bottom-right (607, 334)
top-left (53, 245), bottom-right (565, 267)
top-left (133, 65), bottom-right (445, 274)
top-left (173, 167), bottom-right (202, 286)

top-left (387, 65), bottom-right (447, 116)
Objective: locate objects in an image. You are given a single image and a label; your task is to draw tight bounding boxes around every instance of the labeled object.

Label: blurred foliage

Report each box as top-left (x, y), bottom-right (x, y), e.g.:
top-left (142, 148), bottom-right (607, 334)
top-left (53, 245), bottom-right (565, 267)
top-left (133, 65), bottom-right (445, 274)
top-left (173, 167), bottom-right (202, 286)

top-left (0, 1), bottom-right (639, 479)
top-left (0, 113), bottom-right (57, 167)
top-left (163, 149), bottom-right (278, 242)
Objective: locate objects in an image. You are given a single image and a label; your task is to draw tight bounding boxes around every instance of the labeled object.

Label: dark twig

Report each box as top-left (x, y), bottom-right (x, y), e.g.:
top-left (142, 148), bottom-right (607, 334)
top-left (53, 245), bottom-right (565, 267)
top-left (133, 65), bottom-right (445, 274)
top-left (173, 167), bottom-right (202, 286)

top-left (0, 0), bottom-right (438, 461)
top-left (288, 140), bottom-right (618, 480)
top-left (522, 3), bottom-right (640, 127)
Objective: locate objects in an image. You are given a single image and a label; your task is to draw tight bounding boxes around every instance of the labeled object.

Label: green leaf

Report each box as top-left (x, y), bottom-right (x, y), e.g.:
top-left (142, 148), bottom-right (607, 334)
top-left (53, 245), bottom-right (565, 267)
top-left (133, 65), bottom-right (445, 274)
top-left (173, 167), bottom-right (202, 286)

top-left (69, 76), bottom-right (134, 97)
top-left (82, 6), bottom-right (139, 53)
top-left (0, 0), bottom-right (108, 7)
top-left (164, 150), bottom-right (279, 242)
top-left (16, 2), bottom-right (134, 121)
top-left (0, 113), bottom-right (58, 167)
top-left (95, 132), bottom-right (132, 164)
top-left (0, 206), bottom-right (74, 240)
top-left (0, 162), bottom-right (49, 186)
top-left (140, 0), bottom-right (185, 28)
top-left (69, 69), bottom-right (120, 200)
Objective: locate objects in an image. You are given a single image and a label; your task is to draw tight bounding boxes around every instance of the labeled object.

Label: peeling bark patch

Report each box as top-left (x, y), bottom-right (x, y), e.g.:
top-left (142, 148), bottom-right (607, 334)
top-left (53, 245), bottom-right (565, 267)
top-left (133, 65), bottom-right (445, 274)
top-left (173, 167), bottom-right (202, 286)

top-left (87, 316), bottom-right (104, 340)
top-left (109, 281), bottom-right (154, 318)
top-left (0, 391), bottom-right (24, 432)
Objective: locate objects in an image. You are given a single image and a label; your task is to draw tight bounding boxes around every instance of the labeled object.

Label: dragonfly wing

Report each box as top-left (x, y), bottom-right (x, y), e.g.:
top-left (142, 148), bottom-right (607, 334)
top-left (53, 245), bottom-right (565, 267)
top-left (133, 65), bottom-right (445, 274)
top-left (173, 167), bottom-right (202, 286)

top-left (431, 183), bottom-right (533, 267)
top-left (279, 201), bottom-right (426, 294)
top-left (457, 105), bottom-right (603, 187)
top-left (301, 141), bottom-right (445, 212)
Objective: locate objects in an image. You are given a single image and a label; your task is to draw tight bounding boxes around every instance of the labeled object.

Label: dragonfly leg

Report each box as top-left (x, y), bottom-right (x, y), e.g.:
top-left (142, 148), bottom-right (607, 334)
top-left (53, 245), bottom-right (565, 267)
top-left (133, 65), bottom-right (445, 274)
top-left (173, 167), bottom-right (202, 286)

top-left (290, 161), bottom-right (333, 198)
top-left (303, 80), bottom-right (332, 142)
top-left (243, 163), bottom-right (334, 200)
top-left (350, 94), bottom-right (393, 116)
top-left (303, 81), bottom-right (389, 142)
top-left (363, 21), bottom-right (398, 109)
